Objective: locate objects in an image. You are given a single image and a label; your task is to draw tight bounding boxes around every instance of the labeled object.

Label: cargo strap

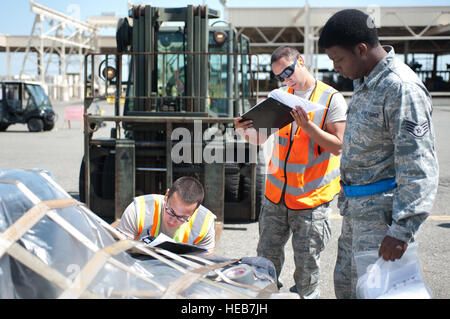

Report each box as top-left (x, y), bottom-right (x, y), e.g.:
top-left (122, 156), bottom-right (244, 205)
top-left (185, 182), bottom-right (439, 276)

top-left (341, 177), bottom-right (396, 197)
top-left (161, 259), bottom-right (243, 299)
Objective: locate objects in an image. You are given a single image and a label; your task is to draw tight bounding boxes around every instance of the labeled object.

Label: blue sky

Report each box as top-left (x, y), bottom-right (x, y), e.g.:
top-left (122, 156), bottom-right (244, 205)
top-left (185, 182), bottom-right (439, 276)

top-left (1, 1), bottom-right (449, 76)
top-left (1, 0), bottom-right (450, 36)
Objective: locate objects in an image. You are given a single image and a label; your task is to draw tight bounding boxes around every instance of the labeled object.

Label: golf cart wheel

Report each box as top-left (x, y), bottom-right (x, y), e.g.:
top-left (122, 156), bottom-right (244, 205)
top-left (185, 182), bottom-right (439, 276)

top-left (27, 118), bottom-right (44, 132)
top-left (43, 122), bottom-right (55, 131)
top-left (0, 123), bottom-right (9, 132)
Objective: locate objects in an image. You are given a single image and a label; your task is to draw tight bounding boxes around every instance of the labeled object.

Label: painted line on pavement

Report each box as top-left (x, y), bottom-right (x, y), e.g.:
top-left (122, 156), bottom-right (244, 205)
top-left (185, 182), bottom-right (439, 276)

top-left (330, 214), bottom-right (450, 221)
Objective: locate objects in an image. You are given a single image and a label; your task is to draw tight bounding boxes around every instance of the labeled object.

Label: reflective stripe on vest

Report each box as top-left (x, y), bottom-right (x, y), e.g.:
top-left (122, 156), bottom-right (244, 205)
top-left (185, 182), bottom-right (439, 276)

top-left (173, 207), bottom-right (214, 244)
top-left (135, 195), bottom-right (161, 240)
top-left (134, 194), bottom-right (216, 245)
top-left (265, 80), bottom-right (341, 209)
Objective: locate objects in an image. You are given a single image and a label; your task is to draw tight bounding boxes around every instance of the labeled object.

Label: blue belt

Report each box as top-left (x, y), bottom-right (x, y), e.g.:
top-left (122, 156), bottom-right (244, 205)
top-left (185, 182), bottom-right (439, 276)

top-left (341, 178), bottom-right (396, 197)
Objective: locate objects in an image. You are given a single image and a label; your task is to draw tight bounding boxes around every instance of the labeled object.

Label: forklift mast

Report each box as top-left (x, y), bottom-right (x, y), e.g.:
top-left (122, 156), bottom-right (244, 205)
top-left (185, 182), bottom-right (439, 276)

top-left (128, 5), bottom-right (212, 114)
top-left (81, 5), bottom-right (262, 225)
top-left (119, 5), bottom-right (252, 116)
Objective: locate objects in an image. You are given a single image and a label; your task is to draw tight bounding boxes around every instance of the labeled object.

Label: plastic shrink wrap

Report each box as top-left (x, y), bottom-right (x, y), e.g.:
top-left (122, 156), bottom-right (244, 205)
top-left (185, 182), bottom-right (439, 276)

top-left (0, 168), bottom-right (282, 299)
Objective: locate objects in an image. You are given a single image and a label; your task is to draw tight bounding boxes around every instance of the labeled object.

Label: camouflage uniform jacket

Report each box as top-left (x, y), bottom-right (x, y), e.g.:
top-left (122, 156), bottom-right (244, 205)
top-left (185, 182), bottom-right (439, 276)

top-left (339, 46), bottom-right (439, 243)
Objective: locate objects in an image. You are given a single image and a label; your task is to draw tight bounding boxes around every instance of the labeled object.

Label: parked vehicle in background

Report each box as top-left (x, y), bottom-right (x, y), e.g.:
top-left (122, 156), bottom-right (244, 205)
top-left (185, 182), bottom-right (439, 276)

top-left (0, 80), bottom-right (56, 132)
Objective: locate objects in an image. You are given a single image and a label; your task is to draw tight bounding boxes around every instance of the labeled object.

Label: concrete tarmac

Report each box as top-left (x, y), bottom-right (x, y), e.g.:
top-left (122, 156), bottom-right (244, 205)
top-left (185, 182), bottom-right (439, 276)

top-left (0, 98), bottom-right (449, 299)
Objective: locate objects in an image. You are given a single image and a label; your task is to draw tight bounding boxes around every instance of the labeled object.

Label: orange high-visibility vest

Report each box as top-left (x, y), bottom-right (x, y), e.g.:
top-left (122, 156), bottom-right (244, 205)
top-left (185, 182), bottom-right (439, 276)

top-left (265, 80), bottom-right (341, 210)
top-left (134, 194), bottom-right (216, 245)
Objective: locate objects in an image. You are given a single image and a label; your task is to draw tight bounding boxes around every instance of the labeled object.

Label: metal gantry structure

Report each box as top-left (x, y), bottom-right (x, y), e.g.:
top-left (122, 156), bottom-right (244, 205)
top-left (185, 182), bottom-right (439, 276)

top-left (18, 1), bottom-right (98, 100)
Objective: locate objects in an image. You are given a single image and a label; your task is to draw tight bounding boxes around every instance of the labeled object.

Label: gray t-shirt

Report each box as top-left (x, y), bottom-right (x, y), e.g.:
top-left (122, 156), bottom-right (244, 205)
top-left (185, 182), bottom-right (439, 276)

top-left (117, 196), bottom-right (216, 252)
top-left (290, 84), bottom-right (347, 139)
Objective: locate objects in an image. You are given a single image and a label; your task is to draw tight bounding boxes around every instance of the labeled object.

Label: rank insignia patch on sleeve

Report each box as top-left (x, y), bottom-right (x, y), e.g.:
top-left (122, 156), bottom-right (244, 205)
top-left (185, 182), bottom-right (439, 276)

top-left (403, 120), bottom-right (429, 138)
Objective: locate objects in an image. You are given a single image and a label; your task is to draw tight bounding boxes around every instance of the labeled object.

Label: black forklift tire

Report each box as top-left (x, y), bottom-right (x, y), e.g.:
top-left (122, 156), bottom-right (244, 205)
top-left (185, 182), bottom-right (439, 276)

top-left (80, 155), bottom-right (113, 202)
top-left (101, 154), bottom-right (115, 199)
top-left (240, 171), bottom-right (265, 221)
top-left (27, 118), bottom-right (44, 132)
top-left (225, 163), bottom-right (240, 202)
top-left (0, 123), bottom-right (9, 132)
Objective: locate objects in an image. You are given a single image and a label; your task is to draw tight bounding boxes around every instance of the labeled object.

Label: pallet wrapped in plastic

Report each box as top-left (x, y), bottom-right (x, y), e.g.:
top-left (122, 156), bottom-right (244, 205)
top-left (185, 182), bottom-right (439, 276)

top-left (0, 168), bottom-right (281, 299)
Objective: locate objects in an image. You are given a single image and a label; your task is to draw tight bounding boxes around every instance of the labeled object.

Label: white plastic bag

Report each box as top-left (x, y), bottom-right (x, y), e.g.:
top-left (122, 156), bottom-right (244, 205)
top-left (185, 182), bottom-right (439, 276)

top-left (355, 243), bottom-right (431, 299)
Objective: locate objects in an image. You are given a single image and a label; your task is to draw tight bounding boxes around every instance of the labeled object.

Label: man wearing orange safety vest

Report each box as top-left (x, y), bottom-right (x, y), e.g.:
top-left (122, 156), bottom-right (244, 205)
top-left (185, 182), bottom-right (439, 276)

top-left (116, 176), bottom-right (216, 253)
top-left (234, 46), bottom-right (348, 298)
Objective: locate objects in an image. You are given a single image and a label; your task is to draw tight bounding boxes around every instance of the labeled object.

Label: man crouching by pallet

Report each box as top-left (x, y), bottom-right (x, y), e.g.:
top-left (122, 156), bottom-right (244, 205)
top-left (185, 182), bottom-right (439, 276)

top-left (115, 176), bottom-right (217, 253)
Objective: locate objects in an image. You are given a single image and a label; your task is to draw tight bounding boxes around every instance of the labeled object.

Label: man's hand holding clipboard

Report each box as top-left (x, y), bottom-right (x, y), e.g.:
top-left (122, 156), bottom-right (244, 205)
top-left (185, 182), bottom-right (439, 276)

top-left (233, 89), bottom-right (326, 143)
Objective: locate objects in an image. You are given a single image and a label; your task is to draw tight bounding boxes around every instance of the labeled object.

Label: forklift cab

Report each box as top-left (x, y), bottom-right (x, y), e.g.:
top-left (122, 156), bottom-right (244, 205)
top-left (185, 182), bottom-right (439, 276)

top-left (0, 81), bottom-right (56, 132)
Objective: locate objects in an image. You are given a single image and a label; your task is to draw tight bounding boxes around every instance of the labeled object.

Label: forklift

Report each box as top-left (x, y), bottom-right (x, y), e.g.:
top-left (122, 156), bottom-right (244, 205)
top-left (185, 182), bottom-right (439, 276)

top-left (79, 5), bottom-right (267, 228)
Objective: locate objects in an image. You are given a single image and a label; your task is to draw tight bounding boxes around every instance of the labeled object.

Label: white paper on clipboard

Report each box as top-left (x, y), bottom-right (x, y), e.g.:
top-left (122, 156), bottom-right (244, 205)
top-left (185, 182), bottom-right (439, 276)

top-left (268, 88), bottom-right (325, 113)
top-left (147, 233), bottom-right (176, 247)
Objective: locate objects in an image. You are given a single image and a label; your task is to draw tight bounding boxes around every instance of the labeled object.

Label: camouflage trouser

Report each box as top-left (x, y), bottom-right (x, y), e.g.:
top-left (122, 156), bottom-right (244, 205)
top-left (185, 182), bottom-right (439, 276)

top-left (257, 197), bottom-right (331, 299)
top-left (334, 212), bottom-right (393, 299)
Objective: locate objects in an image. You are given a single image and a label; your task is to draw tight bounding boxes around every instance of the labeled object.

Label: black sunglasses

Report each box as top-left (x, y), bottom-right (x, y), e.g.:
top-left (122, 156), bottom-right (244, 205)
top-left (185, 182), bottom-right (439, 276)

top-left (274, 54), bottom-right (300, 82)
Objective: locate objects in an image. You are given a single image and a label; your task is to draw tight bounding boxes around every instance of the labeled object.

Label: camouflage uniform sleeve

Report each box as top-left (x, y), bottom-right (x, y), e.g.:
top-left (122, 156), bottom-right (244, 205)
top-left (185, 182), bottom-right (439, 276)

top-left (384, 82), bottom-right (439, 243)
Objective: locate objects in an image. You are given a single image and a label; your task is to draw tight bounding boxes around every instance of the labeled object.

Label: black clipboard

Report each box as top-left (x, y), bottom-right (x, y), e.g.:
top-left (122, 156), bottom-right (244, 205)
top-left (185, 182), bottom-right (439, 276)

top-left (141, 234), bottom-right (207, 255)
top-left (240, 97), bottom-right (294, 131)
top-left (152, 241), bottom-right (207, 254)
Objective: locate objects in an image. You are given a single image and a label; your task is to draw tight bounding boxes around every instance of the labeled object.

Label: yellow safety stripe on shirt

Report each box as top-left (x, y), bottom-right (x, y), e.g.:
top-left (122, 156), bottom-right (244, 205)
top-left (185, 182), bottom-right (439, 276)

top-left (267, 162), bottom-right (341, 196)
top-left (173, 217), bottom-right (191, 243)
top-left (150, 199), bottom-right (160, 237)
top-left (136, 196), bottom-right (146, 240)
top-left (182, 209), bottom-right (197, 243)
top-left (193, 212), bottom-right (212, 244)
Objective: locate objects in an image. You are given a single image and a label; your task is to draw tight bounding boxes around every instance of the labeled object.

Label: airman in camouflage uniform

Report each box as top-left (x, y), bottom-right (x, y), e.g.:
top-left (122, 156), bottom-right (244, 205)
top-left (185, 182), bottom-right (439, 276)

top-left (257, 197), bottom-right (331, 299)
top-left (319, 10), bottom-right (439, 298)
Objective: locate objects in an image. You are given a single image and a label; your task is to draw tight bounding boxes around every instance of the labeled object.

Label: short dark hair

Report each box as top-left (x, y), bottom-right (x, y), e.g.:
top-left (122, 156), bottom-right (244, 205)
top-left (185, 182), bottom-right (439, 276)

top-left (271, 46), bottom-right (300, 64)
top-left (168, 176), bottom-right (204, 207)
top-left (318, 9), bottom-right (379, 50)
